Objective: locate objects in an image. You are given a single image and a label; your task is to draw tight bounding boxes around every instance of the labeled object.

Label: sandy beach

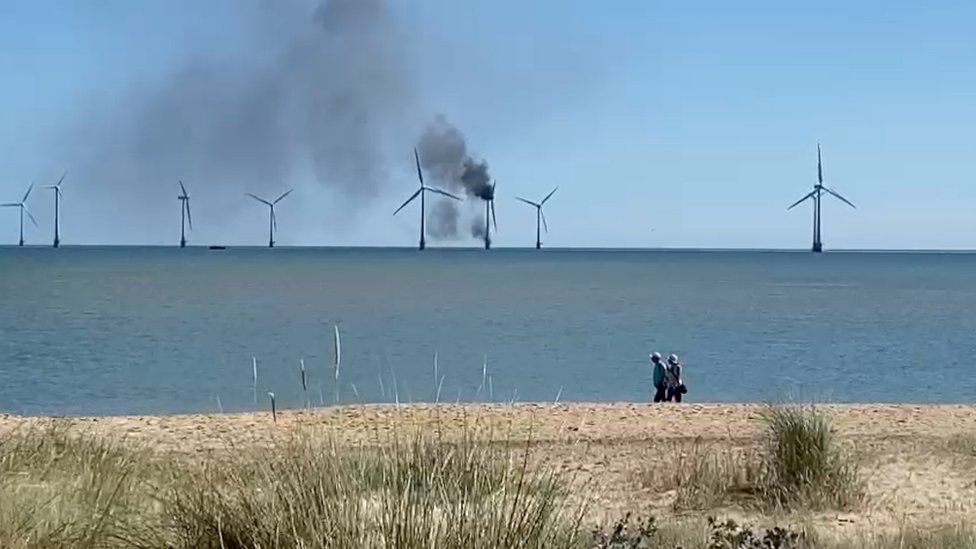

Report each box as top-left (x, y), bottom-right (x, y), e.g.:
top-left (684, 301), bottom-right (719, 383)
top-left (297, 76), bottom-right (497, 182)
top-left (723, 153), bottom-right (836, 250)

top-left (3, 403), bottom-right (976, 535)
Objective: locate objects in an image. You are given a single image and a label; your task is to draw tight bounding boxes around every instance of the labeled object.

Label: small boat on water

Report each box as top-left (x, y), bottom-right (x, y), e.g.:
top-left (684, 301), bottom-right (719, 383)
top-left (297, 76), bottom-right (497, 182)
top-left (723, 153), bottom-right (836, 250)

top-left (209, 245), bottom-right (226, 250)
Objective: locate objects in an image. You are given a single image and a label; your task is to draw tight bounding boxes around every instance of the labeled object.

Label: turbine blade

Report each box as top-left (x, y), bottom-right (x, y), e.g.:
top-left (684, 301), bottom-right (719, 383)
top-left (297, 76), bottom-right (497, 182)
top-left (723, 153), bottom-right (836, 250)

top-left (541, 209), bottom-right (549, 233)
top-left (273, 188), bottom-right (294, 204)
top-left (824, 187), bottom-right (856, 209)
top-left (491, 200), bottom-right (498, 231)
top-left (22, 183), bottom-right (34, 203)
top-left (787, 191), bottom-right (816, 211)
top-left (246, 193), bottom-right (272, 206)
top-left (414, 148), bottom-right (424, 185)
top-left (541, 185), bottom-right (558, 204)
top-left (56, 171), bottom-right (66, 187)
top-left (0, 203), bottom-right (18, 207)
top-left (817, 144), bottom-right (823, 184)
top-left (514, 197), bottom-right (539, 207)
top-left (272, 209), bottom-right (277, 231)
top-left (185, 200), bottom-right (193, 230)
top-left (428, 188), bottom-right (461, 201)
top-left (24, 207), bottom-right (38, 227)
top-left (393, 188), bottom-right (422, 216)
top-left (179, 180), bottom-right (188, 197)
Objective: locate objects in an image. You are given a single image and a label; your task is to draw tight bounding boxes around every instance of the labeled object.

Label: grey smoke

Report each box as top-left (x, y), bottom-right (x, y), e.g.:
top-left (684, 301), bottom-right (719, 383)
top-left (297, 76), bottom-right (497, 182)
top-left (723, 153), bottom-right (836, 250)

top-left (471, 216), bottom-right (486, 238)
top-left (416, 115), bottom-right (493, 240)
top-left (427, 200), bottom-right (459, 239)
top-left (60, 0), bottom-right (412, 239)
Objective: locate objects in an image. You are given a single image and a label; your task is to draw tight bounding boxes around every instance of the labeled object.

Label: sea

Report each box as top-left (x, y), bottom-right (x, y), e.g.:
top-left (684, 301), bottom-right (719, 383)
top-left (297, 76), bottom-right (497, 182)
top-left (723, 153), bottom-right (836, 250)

top-left (1, 247), bottom-right (975, 416)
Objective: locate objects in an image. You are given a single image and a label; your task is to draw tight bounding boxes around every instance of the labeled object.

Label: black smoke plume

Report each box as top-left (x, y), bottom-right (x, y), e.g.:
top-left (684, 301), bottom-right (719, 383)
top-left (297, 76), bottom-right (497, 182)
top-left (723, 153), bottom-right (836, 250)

top-left (59, 0), bottom-right (412, 241)
top-left (416, 116), bottom-right (492, 240)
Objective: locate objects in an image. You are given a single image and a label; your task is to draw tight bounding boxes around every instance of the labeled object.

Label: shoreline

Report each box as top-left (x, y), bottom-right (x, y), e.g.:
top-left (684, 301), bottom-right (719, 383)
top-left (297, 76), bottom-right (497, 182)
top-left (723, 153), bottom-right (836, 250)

top-left (4, 402), bottom-right (975, 450)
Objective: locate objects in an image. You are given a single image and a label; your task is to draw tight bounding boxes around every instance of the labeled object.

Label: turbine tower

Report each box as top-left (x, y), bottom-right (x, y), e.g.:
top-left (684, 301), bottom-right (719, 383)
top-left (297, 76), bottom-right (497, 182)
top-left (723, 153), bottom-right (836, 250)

top-left (44, 172), bottom-right (66, 248)
top-left (246, 189), bottom-right (293, 248)
top-left (1, 183), bottom-right (37, 246)
top-left (393, 148), bottom-right (462, 250)
top-left (515, 186), bottom-right (558, 249)
top-left (483, 181), bottom-right (497, 250)
top-left (787, 144), bottom-right (856, 253)
top-left (177, 180), bottom-right (192, 248)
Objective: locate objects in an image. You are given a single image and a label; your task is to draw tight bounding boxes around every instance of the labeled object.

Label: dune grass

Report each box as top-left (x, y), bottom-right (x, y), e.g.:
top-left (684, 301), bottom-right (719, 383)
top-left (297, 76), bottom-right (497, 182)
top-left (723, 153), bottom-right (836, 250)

top-left (655, 405), bottom-right (862, 513)
top-left (759, 405), bottom-right (863, 511)
top-left (165, 427), bottom-right (583, 548)
top-left (0, 422), bottom-right (162, 548)
top-left (0, 419), bottom-right (584, 548)
top-left (0, 409), bottom-right (965, 549)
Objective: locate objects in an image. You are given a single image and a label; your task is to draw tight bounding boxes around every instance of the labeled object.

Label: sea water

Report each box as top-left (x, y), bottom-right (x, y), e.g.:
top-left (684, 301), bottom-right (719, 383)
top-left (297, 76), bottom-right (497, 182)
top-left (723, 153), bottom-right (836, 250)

top-left (1, 247), bottom-right (975, 415)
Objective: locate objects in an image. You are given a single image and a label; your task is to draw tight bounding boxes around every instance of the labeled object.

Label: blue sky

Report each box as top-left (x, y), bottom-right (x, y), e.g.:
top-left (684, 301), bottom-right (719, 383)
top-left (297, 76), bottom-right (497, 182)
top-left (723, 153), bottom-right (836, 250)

top-left (1, 0), bottom-right (974, 249)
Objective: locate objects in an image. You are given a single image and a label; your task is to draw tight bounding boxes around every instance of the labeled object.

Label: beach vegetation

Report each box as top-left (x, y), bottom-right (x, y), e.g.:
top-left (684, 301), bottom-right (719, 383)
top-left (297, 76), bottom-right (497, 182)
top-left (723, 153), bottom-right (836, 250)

top-left (660, 405), bottom-right (862, 513)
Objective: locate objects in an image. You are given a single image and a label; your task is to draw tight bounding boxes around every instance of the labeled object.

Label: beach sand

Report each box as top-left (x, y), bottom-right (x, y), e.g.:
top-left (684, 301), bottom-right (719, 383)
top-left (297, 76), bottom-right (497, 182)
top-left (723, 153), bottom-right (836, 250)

top-left (3, 403), bottom-right (975, 534)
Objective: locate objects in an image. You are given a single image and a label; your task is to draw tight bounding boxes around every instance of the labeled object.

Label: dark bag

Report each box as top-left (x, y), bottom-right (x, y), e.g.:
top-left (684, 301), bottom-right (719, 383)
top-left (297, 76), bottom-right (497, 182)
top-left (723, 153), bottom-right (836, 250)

top-left (678, 383), bottom-right (688, 395)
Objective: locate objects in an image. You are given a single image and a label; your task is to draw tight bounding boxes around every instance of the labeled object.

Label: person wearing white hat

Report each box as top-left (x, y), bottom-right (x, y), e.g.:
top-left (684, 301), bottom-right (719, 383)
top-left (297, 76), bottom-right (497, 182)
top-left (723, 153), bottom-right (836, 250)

top-left (665, 354), bottom-right (686, 402)
top-left (650, 352), bottom-right (668, 403)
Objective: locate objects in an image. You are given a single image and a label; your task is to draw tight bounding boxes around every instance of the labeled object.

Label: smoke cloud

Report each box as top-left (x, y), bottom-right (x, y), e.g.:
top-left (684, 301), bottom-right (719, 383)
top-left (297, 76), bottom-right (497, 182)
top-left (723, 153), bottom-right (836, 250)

top-left (60, 0), bottom-right (413, 240)
top-left (416, 116), bottom-right (493, 240)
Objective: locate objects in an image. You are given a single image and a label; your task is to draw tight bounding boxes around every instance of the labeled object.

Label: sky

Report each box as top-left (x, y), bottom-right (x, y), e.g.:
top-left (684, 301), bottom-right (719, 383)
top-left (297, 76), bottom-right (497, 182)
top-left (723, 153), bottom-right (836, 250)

top-left (1, 0), bottom-right (974, 249)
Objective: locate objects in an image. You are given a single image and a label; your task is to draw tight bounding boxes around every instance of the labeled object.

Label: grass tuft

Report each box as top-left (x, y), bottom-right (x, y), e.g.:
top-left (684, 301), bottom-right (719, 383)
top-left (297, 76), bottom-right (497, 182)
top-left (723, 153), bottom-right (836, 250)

top-left (0, 422), bottom-right (163, 548)
top-left (163, 427), bottom-right (583, 548)
top-left (758, 405), bottom-right (862, 511)
top-left (663, 405), bottom-right (863, 513)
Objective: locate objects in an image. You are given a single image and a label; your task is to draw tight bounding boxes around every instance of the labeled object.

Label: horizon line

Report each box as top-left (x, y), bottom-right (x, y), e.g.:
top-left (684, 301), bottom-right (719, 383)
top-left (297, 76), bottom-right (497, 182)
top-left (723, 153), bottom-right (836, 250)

top-left (4, 244), bottom-right (976, 254)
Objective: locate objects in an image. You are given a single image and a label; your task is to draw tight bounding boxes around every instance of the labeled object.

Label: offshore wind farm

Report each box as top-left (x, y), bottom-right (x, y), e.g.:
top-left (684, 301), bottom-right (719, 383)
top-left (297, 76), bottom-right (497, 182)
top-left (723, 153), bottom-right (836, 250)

top-left (3, 0), bottom-right (973, 416)
top-left (5, 2), bottom-right (976, 544)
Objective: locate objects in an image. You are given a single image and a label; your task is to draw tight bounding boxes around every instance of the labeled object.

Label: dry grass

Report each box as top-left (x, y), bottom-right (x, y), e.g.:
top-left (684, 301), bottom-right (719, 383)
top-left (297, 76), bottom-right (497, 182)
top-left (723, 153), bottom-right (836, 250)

top-left (1, 408), bottom-right (971, 549)
top-left (0, 419), bottom-right (585, 549)
top-left (164, 427), bottom-right (584, 548)
top-left (0, 422), bottom-right (162, 548)
top-left (643, 405), bottom-right (863, 514)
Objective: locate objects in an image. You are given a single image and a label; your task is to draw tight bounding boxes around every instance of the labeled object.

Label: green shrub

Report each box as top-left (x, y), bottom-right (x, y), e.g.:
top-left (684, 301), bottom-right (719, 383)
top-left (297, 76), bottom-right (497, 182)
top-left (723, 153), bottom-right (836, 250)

top-left (758, 406), bottom-right (862, 511)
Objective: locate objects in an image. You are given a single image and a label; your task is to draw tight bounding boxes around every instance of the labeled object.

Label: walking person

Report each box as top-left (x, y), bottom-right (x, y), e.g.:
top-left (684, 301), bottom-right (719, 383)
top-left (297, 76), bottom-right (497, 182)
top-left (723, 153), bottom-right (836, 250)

top-left (665, 354), bottom-right (686, 403)
top-left (650, 352), bottom-right (668, 403)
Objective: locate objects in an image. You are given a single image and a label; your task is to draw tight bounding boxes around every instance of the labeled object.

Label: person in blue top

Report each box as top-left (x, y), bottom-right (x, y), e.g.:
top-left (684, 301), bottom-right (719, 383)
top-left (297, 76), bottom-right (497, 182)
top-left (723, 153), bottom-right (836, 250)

top-left (650, 352), bottom-right (668, 403)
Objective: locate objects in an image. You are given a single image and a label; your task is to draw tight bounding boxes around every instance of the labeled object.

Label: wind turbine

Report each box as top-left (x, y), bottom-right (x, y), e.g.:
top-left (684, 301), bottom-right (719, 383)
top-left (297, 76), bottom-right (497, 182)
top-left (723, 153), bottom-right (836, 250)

top-left (393, 148), bottom-right (462, 250)
top-left (515, 186), bottom-right (558, 249)
top-left (1, 183), bottom-right (37, 246)
top-left (246, 188), bottom-right (293, 248)
top-left (44, 172), bottom-right (66, 248)
top-left (177, 180), bottom-right (192, 248)
top-left (787, 144), bottom-right (856, 253)
top-left (483, 181), bottom-right (498, 250)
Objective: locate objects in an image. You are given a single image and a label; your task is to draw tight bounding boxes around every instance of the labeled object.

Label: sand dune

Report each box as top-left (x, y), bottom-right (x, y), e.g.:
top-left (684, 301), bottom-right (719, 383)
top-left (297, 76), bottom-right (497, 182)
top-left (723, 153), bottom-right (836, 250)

top-left (3, 403), bottom-right (975, 533)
